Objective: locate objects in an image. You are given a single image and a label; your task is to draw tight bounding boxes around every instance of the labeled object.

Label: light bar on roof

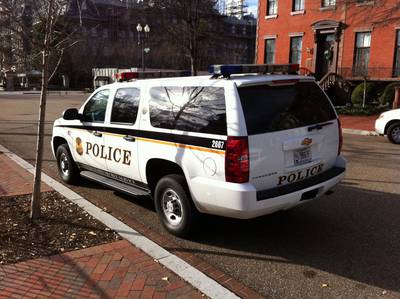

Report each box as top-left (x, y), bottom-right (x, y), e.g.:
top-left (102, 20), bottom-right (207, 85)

top-left (116, 70), bottom-right (191, 82)
top-left (209, 64), bottom-right (299, 77)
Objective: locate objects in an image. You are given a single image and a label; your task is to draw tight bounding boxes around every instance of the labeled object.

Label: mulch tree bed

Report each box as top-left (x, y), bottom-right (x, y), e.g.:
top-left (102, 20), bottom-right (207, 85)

top-left (0, 191), bottom-right (121, 265)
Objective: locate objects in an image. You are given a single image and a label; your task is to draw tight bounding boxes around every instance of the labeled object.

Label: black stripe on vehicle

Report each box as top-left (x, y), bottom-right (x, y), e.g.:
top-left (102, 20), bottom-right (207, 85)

top-left (55, 125), bottom-right (227, 150)
top-left (77, 162), bottom-right (150, 190)
top-left (256, 167), bottom-right (345, 201)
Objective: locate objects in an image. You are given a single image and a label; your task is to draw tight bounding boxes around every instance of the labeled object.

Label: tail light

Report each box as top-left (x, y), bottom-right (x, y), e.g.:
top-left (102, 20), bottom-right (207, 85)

top-left (337, 118), bottom-right (343, 155)
top-left (225, 136), bottom-right (249, 183)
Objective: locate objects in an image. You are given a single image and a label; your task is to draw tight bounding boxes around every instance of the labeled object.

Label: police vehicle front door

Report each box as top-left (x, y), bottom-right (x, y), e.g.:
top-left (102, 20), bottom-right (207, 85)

top-left (103, 86), bottom-right (141, 183)
top-left (76, 89), bottom-right (110, 172)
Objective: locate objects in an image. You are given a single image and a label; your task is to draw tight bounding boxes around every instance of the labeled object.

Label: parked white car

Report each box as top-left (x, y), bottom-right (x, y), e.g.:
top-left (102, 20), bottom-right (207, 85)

top-left (375, 108), bottom-right (400, 144)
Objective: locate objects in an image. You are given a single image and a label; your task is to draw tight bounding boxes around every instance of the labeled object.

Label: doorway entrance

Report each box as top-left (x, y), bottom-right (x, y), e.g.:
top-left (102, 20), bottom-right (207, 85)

top-left (315, 33), bottom-right (335, 80)
top-left (311, 20), bottom-right (344, 81)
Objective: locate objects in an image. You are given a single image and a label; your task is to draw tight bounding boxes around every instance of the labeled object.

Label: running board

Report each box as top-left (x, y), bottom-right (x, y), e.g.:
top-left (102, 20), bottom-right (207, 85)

top-left (80, 170), bottom-right (150, 197)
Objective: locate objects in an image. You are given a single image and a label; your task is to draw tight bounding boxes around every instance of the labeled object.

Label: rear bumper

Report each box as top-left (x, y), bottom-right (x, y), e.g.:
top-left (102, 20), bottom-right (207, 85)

top-left (190, 155), bottom-right (346, 219)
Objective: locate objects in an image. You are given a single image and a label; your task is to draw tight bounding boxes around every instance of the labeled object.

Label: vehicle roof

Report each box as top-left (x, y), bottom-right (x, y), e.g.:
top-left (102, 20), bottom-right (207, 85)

top-left (104, 74), bottom-right (315, 89)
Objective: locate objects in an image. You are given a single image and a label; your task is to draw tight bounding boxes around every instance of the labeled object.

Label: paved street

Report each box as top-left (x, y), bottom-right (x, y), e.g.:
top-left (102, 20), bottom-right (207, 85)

top-left (1, 93), bottom-right (400, 299)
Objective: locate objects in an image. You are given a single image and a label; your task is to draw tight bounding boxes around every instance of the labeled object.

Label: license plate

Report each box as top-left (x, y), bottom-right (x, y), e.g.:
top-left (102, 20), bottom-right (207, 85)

top-left (294, 148), bottom-right (312, 166)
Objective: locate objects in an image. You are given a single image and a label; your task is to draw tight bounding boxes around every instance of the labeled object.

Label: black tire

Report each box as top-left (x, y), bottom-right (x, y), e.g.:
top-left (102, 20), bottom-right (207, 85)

top-left (387, 122), bottom-right (400, 144)
top-left (154, 174), bottom-right (198, 238)
top-left (56, 144), bottom-right (80, 184)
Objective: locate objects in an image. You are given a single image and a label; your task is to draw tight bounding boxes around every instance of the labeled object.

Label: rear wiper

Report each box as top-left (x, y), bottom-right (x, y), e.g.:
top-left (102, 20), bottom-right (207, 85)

top-left (308, 121), bottom-right (334, 131)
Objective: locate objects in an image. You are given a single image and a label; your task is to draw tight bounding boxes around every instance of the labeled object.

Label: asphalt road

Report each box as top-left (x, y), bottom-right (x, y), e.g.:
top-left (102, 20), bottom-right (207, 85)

top-left (1, 93), bottom-right (400, 299)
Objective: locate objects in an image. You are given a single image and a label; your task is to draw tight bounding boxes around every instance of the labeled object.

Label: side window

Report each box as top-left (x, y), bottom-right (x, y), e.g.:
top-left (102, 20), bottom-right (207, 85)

top-left (149, 86), bottom-right (227, 135)
top-left (82, 89), bottom-right (110, 122)
top-left (111, 88), bottom-right (140, 124)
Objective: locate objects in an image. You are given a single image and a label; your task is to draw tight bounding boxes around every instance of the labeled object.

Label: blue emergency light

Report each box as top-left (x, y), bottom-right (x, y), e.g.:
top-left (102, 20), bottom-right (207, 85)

top-left (209, 64), bottom-right (299, 78)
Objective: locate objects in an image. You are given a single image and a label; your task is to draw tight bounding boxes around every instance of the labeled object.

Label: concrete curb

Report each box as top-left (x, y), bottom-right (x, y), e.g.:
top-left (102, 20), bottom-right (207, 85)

top-left (0, 143), bottom-right (240, 299)
top-left (343, 128), bottom-right (379, 136)
top-left (0, 91), bottom-right (89, 95)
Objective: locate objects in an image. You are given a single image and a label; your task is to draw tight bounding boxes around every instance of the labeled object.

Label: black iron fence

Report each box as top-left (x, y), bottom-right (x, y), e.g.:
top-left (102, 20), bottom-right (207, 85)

top-left (337, 67), bottom-right (400, 79)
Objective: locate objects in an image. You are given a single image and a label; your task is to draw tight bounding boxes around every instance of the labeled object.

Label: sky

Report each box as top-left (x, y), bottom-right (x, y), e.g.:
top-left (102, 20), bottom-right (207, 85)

top-left (247, 0), bottom-right (258, 16)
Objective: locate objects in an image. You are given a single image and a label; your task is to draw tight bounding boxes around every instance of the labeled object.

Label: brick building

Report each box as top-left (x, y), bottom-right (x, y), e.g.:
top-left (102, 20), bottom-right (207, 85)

top-left (256, 0), bottom-right (400, 82)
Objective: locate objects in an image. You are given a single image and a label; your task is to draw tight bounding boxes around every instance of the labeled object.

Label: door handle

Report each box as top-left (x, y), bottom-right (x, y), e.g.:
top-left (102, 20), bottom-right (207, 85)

top-left (92, 131), bottom-right (102, 137)
top-left (123, 135), bottom-right (136, 142)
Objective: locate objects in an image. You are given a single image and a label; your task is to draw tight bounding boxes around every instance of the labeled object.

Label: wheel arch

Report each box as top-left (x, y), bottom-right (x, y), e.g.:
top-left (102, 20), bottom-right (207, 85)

top-left (145, 159), bottom-right (186, 195)
top-left (53, 136), bottom-right (68, 154)
top-left (384, 119), bottom-right (400, 134)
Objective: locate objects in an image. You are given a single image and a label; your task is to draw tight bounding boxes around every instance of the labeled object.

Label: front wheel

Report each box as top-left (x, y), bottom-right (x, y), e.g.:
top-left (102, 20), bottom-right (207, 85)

top-left (387, 122), bottom-right (400, 144)
top-left (154, 174), bottom-right (198, 238)
top-left (56, 144), bottom-right (80, 184)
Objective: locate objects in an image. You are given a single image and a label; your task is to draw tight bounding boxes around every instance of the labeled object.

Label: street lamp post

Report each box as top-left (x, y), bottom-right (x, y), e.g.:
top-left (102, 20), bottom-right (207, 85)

top-left (136, 23), bottom-right (150, 72)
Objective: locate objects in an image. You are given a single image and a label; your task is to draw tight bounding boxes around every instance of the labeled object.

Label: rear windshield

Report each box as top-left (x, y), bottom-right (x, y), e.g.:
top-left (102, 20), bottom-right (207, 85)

top-left (238, 81), bottom-right (337, 135)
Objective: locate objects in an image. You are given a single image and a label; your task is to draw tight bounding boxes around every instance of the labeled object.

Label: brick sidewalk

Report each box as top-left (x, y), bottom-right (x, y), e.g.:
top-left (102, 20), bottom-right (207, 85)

top-left (0, 147), bottom-right (264, 299)
top-left (0, 152), bottom-right (52, 197)
top-left (339, 114), bottom-right (378, 132)
top-left (0, 240), bottom-right (202, 299)
top-left (0, 153), bottom-right (203, 299)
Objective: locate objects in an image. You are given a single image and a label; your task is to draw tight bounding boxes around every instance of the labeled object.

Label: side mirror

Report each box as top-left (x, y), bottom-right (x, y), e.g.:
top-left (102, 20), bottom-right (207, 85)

top-left (63, 108), bottom-right (81, 120)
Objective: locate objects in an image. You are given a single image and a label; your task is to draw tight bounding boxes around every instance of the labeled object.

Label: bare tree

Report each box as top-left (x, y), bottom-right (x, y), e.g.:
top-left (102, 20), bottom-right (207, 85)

top-left (30, 0), bottom-right (56, 219)
top-left (155, 0), bottom-right (220, 75)
top-left (1, 0), bottom-right (79, 219)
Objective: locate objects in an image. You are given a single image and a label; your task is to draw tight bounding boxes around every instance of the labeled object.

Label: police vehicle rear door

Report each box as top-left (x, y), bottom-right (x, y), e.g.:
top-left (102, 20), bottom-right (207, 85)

top-left (103, 84), bottom-right (141, 183)
top-left (237, 79), bottom-right (340, 193)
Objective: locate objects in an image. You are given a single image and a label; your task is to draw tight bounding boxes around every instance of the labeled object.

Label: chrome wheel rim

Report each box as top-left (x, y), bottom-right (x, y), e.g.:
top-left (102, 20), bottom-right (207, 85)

top-left (391, 126), bottom-right (400, 143)
top-left (59, 153), bottom-right (69, 176)
top-left (161, 188), bottom-right (183, 226)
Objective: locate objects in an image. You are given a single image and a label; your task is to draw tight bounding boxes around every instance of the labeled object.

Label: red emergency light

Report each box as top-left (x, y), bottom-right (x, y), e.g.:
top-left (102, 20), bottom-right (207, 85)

top-left (115, 70), bottom-right (191, 82)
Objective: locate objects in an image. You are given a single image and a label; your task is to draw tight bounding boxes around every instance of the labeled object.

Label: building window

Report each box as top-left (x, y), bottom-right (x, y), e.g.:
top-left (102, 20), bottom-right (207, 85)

top-left (353, 32), bottom-right (371, 76)
top-left (322, 0), bottom-right (335, 7)
top-left (264, 39), bottom-right (276, 64)
top-left (290, 36), bottom-right (303, 65)
top-left (394, 30), bottom-right (400, 76)
top-left (293, 0), bottom-right (304, 11)
top-left (267, 0), bottom-right (278, 15)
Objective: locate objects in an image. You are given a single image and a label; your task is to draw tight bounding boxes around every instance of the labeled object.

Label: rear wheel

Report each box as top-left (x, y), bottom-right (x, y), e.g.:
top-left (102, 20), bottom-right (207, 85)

top-left (154, 174), bottom-right (198, 237)
top-left (387, 122), bottom-right (400, 144)
top-left (56, 144), bottom-right (80, 184)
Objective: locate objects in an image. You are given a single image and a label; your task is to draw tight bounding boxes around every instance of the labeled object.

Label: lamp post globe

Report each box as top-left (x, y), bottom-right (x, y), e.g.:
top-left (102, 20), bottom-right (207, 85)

top-left (136, 23), bottom-right (150, 72)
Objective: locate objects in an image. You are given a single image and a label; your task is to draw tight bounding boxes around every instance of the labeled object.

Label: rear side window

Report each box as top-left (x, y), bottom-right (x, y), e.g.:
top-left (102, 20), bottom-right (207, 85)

top-left (238, 81), bottom-right (336, 135)
top-left (111, 88), bottom-right (140, 124)
top-left (149, 86), bottom-right (227, 135)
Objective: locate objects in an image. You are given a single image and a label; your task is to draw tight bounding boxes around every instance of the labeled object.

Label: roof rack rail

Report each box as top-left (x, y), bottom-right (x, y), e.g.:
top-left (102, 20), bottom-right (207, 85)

top-left (209, 64), bottom-right (299, 78)
top-left (116, 70), bottom-right (191, 82)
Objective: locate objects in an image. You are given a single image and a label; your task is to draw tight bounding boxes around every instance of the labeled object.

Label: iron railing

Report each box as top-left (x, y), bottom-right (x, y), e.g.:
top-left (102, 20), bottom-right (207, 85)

top-left (337, 67), bottom-right (400, 79)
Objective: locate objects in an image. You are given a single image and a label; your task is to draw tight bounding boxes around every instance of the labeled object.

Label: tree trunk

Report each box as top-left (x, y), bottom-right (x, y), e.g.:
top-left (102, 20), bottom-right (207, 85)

top-left (31, 0), bottom-right (54, 220)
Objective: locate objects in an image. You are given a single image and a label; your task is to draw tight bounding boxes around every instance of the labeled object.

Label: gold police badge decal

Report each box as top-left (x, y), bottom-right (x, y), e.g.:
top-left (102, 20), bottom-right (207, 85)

top-left (301, 138), bottom-right (313, 146)
top-left (75, 137), bottom-right (84, 155)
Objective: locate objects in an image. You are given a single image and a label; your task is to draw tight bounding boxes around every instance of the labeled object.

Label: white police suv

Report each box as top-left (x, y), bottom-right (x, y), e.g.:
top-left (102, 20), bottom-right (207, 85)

top-left (52, 64), bottom-right (346, 237)
top-left (375, 108), bottom-right (400, 144)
